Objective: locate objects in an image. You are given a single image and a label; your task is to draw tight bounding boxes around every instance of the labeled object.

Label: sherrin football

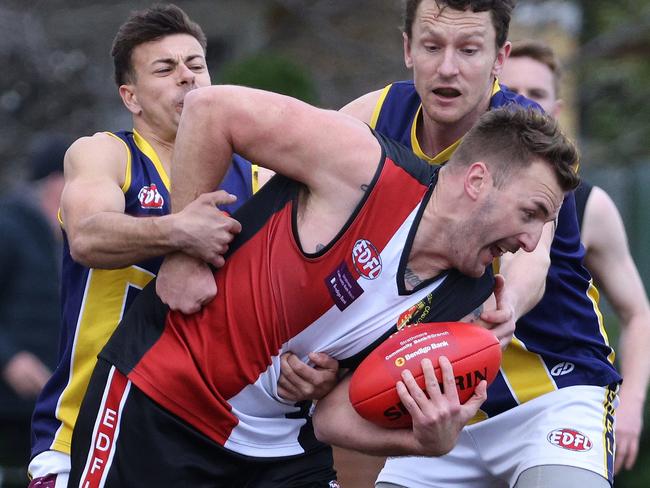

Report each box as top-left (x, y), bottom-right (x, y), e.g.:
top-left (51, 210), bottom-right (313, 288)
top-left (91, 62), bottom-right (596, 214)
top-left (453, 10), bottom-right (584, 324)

top-left (349, 321), bottom-right (501, 429)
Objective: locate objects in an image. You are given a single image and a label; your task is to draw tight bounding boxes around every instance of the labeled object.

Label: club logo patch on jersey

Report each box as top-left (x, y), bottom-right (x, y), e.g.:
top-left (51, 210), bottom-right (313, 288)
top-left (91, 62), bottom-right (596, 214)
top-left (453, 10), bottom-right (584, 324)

top-left (547, 428), bottom-right (593, 452)
top-left (325, 262), bottom-right (364, 311)
top-left (397, 293), bottom-right (434, 330)
top-left (352, 239), bottom-right (382, 279)
top-left (138, 183), bottom-right (164, 209)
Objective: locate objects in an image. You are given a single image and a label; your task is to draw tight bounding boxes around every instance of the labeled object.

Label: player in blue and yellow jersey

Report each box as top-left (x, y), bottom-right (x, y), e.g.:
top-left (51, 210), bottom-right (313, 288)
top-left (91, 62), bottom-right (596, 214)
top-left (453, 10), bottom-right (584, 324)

top-left (502, 39), bottom-right (650, 477)
top-left (27, 6), bottom-right (262, 487)
top-left (299, 2), bottom-right (621, 487)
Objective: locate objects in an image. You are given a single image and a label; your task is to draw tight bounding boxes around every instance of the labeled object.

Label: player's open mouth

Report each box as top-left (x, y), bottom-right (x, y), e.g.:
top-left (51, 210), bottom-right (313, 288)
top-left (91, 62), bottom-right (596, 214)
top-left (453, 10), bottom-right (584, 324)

top-left (433, 87), bottom-right (461, 98)
top-left (490, 243), bottom-right (520, 259)
top-left (489, 245), bottom-right (505, 259)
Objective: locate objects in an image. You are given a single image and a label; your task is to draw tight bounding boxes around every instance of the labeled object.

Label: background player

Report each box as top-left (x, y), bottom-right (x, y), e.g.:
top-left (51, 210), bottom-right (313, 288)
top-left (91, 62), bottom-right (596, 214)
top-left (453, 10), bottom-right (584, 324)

top-left (0, 135), bottom-right (67, 488)
top-left (68, 88), bottom-right (578, 487)
top-left (294, 1), bottom-right (622, 487)
top-left (28, 5), bottom-right (251, 487)
top-left (501, 38), bottom-right (650, 475)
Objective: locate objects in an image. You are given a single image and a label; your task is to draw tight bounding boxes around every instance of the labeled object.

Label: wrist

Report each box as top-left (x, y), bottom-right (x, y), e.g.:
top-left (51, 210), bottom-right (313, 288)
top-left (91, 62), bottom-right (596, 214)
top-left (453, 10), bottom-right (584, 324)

top-left (156, 213), bottom-right (182, 251)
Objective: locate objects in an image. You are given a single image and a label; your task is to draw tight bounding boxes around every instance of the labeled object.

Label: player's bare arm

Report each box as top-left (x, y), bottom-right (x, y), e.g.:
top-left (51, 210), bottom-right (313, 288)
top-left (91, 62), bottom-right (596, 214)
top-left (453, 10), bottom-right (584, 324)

top-left (464, 274), bottom-right (515, 349)
top-left (158, 85), bottom-right (382, 311)
top-left (497, 219), bottom-right (556, 321)
top-left (339, 88), bottom-right (385, 123)
top-left (61, 132), bottom-right (240, 269)
top-left (582, 187), bottom-right (650, 473)
top-left (169, 86), bottom-right (380, 217)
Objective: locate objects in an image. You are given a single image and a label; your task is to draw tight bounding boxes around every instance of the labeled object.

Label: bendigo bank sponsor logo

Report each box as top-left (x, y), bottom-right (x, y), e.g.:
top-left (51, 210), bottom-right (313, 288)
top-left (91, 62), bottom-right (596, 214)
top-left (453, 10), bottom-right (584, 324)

top-left (138, 183), bottom-right (165, 209)
top-left (352, 239), bottom-right (382, 279)
top-left (547, 428), bottom-right (593, 452)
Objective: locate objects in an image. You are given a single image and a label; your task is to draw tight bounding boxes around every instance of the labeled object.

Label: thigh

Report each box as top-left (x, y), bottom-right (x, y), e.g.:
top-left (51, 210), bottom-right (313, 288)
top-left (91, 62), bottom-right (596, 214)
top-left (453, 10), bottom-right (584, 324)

top-left (473, 385), bottom-right (617, 487)
top-left (248, 444), bottom-right (338, 488)
top-left (514, 465), bottom-right (610, 488)
top-left (69, 360), bottom-right (247, 487)
top-left (375, 430), bottom-right (503, 488)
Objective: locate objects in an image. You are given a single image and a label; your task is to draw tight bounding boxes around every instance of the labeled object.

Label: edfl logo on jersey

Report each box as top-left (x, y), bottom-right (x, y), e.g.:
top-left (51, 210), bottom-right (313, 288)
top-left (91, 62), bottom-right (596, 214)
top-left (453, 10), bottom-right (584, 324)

top-left (352, 239), bottom-right (382, 279)
top-left (138, 183), bottom-right (164, 209)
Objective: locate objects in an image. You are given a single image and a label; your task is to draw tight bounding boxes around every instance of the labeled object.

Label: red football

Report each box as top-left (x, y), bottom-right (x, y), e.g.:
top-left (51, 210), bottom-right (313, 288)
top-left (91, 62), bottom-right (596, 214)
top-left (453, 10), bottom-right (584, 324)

top-left (349, 322), bottom-right (501, 429)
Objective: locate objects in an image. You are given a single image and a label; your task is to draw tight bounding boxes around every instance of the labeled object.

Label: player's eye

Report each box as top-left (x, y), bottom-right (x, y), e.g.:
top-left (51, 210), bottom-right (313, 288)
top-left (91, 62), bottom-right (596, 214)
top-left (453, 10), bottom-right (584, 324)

top-left (522, 210), bottom-right (536, 221)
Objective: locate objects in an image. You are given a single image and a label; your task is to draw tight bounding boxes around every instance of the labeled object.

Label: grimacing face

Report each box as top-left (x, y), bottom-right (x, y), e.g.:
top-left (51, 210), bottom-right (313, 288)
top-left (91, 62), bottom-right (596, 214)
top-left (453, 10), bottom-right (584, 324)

top-left (500, 55), bottom-right (562, 117)
top-left (120, 33), bottom-right (211, 140)
top-left (404, 1), bottom-right (509, 129)
top-left (454, 160), bottom-right (564, 278)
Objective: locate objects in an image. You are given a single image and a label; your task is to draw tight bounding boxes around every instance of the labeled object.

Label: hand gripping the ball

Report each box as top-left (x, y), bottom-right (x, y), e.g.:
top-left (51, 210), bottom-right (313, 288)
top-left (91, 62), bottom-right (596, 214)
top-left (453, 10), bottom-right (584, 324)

top-left (397, 356), bottom-right (487, 456)
top-left (348, 322), bottom-right (501, 429)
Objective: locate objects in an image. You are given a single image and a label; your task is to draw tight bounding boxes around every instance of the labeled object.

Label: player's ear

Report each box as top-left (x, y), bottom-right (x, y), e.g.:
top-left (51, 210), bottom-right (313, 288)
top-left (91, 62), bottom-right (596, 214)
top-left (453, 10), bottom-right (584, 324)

top-left (464, 162), bottom-right (489, 200)
top-left (403, 32), bottom-right (414, 69)
top-left (492, 41), bottom-right (511, 77)
top-left (119, 84), bottom-right (142, 116)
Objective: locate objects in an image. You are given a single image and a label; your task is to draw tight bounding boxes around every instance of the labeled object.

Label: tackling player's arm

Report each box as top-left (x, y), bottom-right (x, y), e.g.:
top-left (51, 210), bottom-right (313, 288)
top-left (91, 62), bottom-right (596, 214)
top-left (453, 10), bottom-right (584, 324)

top-left (581, 187), bottom-right (650, 473)
top-left (462, 274), bottom-right (515, 349)
top-left (339, 88), bottom-right (385, 123)
top-left (495, 220), bottom-right (555, 321)
top-left (61, 133), bottom-right (241, 269)
top-left (158, 85), bottom-right (382, 312)
top-left (277, 352), bottom-right (340, 402)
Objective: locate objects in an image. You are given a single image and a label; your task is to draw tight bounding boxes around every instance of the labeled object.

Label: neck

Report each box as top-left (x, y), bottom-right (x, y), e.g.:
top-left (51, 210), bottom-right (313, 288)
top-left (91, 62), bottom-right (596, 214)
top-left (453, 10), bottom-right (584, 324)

top-left (407, 176), bottom-right (456, 280)
top-left (418, 116), bottom-right (476, 158)
top-left (133, 123), bottom-right (175, 173)
top-left (417, 82), bottom-right (494, 158)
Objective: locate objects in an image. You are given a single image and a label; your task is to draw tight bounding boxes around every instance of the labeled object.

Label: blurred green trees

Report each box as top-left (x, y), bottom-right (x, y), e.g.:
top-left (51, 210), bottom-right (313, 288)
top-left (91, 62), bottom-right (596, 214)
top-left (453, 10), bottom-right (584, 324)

top-left (576, 0), bottom-right (650, 165)
top-left (218, 53), bottom-right (318, 104)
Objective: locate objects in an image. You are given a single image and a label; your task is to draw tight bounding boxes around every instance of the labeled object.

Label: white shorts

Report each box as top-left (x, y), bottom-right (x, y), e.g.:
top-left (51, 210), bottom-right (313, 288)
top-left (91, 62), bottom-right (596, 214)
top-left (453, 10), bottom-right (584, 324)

top-left (28, 450), bottom-right (70, 488)
top-left (376, 385), bottom-right (617, 488)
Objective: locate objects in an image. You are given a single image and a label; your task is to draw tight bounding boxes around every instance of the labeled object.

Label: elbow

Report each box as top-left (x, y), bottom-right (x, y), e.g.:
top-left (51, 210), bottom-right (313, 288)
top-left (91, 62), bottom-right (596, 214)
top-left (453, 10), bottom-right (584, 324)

top-left (68, 234), bottom-right (94, 267)
top-left (183, 86), bottom-right (226, 122)
top-left (311, 406), bottom-right (333, 444)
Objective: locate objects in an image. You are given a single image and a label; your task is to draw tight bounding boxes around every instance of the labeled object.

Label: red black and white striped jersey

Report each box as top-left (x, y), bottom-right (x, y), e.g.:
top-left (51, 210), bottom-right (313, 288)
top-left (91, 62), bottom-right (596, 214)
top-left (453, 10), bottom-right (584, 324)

top-left (101, 132), bottom-right (494, 458)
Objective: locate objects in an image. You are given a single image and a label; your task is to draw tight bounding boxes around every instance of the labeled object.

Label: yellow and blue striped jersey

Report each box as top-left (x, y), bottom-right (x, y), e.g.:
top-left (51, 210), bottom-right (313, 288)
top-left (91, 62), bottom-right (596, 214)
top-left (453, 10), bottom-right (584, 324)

top-left (370, 81), bottom-right (621, 420)
top-left (30, 130), bottom-right (256, 458)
